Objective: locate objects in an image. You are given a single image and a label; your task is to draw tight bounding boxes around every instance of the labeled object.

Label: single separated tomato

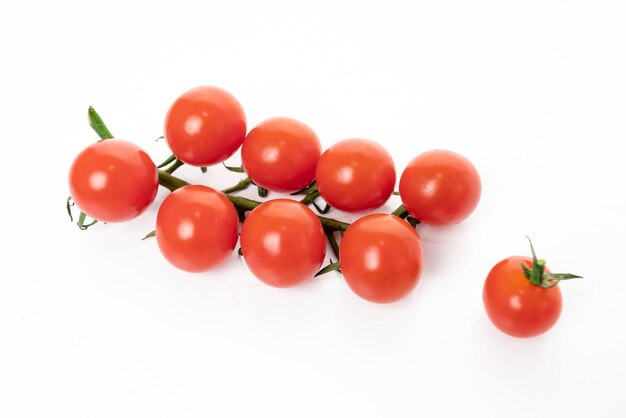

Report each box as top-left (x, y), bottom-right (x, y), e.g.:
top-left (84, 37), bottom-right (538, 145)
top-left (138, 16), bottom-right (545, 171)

top-left (399, 150), bottom-right (481, 225)
top-left (240, 199), bottom-right (326, 287)
top-left (483, 240), bottom-right (581, 338)
top-left (156, 185), bottom-right (239, 272)
top-left (68, 139), bottom-right (158, 222)
top-left (164, 86), bottom-right (246, 166)
top-left (340, 214), bottom-right (423, 303)
top-left (315, 139), bottom-right (396, 212)
top-left (241, 117), bottom-right (321, 193)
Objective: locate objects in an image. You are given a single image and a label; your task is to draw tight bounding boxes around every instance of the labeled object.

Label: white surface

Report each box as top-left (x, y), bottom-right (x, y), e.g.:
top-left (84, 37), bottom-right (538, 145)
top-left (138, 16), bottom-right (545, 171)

top-left (1, 1), bottom-right (625, 416)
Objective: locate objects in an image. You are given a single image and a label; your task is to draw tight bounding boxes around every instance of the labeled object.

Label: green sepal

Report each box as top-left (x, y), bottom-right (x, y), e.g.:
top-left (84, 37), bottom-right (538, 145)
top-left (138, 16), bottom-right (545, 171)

top-left (223, 163), bottom-right (245, 173)
top-left (77, 212), bottom-right (98, 230)
top-left (66, 196), bottom-right (74, 222)
top-left (315, 260), bottom-right (342, 277)
top-left (142, 230), bottom-right (156, 240)
top-left (88, 106), bottom-right (114, 140)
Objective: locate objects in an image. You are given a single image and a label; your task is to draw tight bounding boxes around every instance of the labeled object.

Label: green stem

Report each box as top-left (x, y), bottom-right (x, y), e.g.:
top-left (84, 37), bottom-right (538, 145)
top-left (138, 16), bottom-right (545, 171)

top-left (300, 190), bottom-right (320, 205)
top-left (221, 177), bottom-right (252, 194)
top-left (157, 154), bottom-right (177, 168)
top-left (165, 159), bottom-right (185, 174)
top-left (325, 228), bottom-right (340, 260)
top-left (88, 106), bottom-right (114, 139)
top-left (291, 181), bottom-right (318, 196)
top-left (156, 171), bottom-right (351, 231)
top-left (157, 170), bottom-right (190, 192)
top-left (391, 204), bottom-right (408, 218)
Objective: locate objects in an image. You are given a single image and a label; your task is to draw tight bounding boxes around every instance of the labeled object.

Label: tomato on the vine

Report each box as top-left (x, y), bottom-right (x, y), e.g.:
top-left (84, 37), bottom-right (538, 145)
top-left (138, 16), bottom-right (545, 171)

top-left (68, 139), bottom-right (158, 222)
top-left (339, 214), bottom-right (423, 303)
top-left (240, 199), bottom-right (326, 287)
top-left (164, 86), bottom-right (246, 166)
top-left (156, 185), bottom-right (239, 272)
top-left (241, 117), bottom-right (321, 193)
top-left (399, 150), bottom-right (481, 226)
top-left (315, 139), bottom-right (396, 212)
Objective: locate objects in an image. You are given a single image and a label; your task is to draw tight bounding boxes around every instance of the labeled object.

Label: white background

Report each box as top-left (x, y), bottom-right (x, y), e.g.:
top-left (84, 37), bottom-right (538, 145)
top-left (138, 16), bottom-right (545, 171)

top-left (1, 1), bottom-right (625, 417)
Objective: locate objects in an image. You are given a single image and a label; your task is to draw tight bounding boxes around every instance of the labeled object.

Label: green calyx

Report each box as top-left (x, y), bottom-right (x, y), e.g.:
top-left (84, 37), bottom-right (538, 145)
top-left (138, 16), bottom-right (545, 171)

top-left (521, 236), bottom-right (582, 288)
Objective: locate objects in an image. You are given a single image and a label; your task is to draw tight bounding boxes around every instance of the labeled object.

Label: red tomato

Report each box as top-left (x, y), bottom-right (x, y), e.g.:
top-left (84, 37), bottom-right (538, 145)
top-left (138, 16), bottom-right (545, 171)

top-left (399, 150), bottom-right (481, 226)
top-left (164, 86), bottom-right (246, 166)
top-left (240, 199), bottom-right (326, 287)
top-left (68, 139), bottom-right (158, 222)
top-left (156, 185), bottom-right (239, 272)
top-left (483, 256), bottom-right (562, 338)
top-left (241, 117), bottom-right (321, 192)
top-left (315, 139), bottom-right (396, 212)
top-left (339, 214), bottom-right (423, 303)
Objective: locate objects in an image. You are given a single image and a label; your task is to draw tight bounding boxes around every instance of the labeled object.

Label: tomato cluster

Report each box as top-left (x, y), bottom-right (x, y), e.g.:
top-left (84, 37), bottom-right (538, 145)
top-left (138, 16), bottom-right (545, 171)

top-left (68, 86), bottom-right (580, 338)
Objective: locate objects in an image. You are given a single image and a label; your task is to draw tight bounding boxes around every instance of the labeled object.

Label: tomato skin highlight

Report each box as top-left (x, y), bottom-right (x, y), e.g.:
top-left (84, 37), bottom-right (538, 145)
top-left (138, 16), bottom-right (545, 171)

top-left (156, 185), bottom-right (239, 273)
top-left (240, 199), bottom-right (326, 288)
top-left (315, 139), bottom-right (396, 212)
top-left (241, 117), bottom-right (322, 193)
top-left (68, 139), bottom-right (158, 222)
top-left (164, 86), bottom-right (246, 166)
top-left (399, 150), bottom-right (481, 226)
top-left (483, 256), bottom-right (563, 338)
top-left (339, 214), bottom-right (423, 303)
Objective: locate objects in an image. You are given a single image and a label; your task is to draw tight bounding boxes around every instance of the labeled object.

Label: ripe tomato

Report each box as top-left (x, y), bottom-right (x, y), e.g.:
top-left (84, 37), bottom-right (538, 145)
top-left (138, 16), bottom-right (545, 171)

top-left (240, 199), bottom-right (326, 287)
top-left (156, 185), bottom-right (239, 272)
top-left (241, 117), bottom-right (321, 192)
top-left (339, 214), bottom-right (423, 303)
top-left (164, 86), bottom-right (246, 166)
top-left (68, 139), bottom-right (158, 222)
top-left (483, 256), bottom-right (562, 338)
top-left (399, 150), bottom-right (481, 226)
top-left (315, 139), bottom-right (395, 212)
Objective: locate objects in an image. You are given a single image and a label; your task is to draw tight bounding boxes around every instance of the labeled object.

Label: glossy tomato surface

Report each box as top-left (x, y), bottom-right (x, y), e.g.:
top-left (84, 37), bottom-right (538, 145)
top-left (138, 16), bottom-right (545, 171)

top-left (240, 199), bottom-right (325, 287)
top-left (242, 117), bottom-right (321, 192)
top-left (483, 256), bottom-right (563, 338)
top-left (399, 150), bottom-right (481, 226)
top-left (340, 214), bottom-right (423, 303)
top-left (156, 185), bottom-right (239, 272)
top-left (315, 139), bottom-right (396, 212)
top-left (164, 86), bottom-right (246, 166)
top-left (68, 139), bottom-right (158, 222)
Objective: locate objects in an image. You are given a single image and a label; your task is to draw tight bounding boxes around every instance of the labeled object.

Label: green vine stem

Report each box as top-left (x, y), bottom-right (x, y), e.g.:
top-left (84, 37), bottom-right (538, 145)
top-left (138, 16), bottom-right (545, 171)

top-left (157, 171), bottom-right (351, 231)
top-left (300, 190), bottom-right (320, 205)
top-left (157, 154), bottom-right (177, 168)
top-left (221, 177), bottom-right (252, 194)
top-left (325, 228), bottom-right (340, 259)
top-left (165, 159), bottom-right (185, 174)
top-left (391, 204), bottom-right (408, 218)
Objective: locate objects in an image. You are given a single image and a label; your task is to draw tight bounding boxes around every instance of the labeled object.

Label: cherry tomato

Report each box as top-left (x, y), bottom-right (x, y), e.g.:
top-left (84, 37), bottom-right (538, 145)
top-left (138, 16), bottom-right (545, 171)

top-left (156, 185), bottom-right (239, 272)
top-left (68, 139), bottom-right (158, 222)
top-left (315, 139), bottom-right (396, 212)
top-left (164, 86), bottom-right (246, 166)
top-left (240, 199), bottom-right (326, 287)
top-left (241, 117), bottom-right (321, 192)
top-left (399, 150), bottom-right (481, 226)
top-left (339, 214), bottom-right (423, 303)
top-left (483, 256), bottom-right (562, 338)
